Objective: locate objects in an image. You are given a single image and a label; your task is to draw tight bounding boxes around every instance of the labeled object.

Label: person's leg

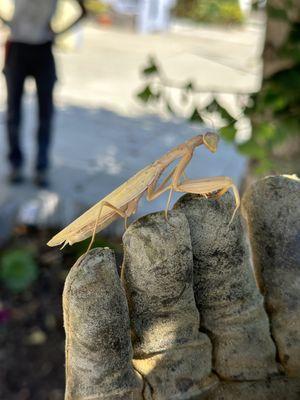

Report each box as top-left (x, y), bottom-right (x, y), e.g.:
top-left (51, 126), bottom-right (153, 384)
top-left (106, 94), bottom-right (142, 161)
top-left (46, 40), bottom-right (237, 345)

top-left (33, 43), bottom-right (56, 186)
top-left (4, 43), bottom-right (26, 181)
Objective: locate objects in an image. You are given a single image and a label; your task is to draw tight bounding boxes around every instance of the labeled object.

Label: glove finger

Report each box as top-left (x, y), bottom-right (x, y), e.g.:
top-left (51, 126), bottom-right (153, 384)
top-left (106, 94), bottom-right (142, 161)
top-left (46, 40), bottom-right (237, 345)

top-left (122, 210), bottom-right (218, 400)
top-left (175, 192), bottom-right (278, 381)
top-left (243, 175), bottom-right (300, 377)
top-left (63, 248), bottom-right (142, 400)
top-left (206, 379), bottom-right (300, 400)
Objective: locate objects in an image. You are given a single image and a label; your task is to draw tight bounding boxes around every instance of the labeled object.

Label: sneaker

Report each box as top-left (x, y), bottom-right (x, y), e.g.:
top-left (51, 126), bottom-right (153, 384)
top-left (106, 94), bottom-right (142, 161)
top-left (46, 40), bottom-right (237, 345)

top-left (33, 171), bottom-right (49, 188)
top-left (7, 168), bottom-right (24, 185)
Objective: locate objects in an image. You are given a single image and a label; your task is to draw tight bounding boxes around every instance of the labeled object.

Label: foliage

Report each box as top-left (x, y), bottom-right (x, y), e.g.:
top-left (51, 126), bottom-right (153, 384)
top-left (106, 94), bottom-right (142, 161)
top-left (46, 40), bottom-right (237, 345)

top-left (244, 67), bottom-right (300, 172)
top-left (66, 235), bottom-right (122, 260)
top-left (137, 1), bottom-right (300, 175)
top-left (84, 0), bottom-right (109, 15)
top-left (173, 0), bottom-right (244, 24)
top-left (136, 56), bottom-right (239, 138)
top-left (0, 249), bottom-right (38, 292)
top-left (243, 0), bottom-right (300, 173)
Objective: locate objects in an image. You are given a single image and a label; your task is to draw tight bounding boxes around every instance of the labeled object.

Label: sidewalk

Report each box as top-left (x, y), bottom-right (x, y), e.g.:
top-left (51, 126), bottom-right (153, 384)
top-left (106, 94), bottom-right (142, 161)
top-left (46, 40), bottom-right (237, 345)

top-left (0, 17), bottom-right (264, 242)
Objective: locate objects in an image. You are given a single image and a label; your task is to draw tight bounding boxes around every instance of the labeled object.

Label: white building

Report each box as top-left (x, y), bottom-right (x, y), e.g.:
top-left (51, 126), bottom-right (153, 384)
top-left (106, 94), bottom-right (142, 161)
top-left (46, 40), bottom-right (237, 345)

top-left (106, 0), bottom-right (175, 33)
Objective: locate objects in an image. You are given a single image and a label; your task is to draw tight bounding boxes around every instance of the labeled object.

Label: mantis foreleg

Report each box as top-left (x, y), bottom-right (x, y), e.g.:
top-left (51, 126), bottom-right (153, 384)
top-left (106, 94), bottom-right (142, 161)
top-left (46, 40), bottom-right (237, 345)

top-left (147, 166), bottom-right (176, 201)
top-left (182, 171), bottom-right (189, 181)
top-left (175, 176), bottom-right (240, 224)
top-left (147, 149), bottom-right (194, 219)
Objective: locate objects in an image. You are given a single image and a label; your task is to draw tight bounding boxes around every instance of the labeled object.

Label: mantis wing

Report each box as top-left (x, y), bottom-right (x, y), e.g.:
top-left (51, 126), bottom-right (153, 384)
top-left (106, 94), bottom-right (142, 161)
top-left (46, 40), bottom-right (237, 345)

top-left (47, 164), bottom-right (158, 247)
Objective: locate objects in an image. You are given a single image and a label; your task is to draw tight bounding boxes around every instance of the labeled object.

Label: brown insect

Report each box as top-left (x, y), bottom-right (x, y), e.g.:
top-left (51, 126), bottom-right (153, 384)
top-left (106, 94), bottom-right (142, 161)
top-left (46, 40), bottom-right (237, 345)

top-left (47, 132), bottom-right (240, 251)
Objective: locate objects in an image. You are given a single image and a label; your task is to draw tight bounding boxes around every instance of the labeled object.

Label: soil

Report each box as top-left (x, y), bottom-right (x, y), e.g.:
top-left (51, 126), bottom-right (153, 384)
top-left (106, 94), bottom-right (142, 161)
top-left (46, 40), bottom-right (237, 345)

top-left (0, 226), bottom-right (123, 400)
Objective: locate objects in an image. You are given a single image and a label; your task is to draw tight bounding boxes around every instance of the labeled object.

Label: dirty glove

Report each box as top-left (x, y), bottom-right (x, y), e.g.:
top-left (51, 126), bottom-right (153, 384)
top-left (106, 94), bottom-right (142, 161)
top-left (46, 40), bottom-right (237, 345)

top-left (62, 175), bottom-right (300, 400)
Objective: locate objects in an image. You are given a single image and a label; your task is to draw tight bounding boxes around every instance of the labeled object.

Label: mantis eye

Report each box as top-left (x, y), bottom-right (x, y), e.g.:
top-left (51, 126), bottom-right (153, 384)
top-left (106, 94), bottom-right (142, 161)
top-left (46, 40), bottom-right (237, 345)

top-left (203, 132), bottom-right (219, 153)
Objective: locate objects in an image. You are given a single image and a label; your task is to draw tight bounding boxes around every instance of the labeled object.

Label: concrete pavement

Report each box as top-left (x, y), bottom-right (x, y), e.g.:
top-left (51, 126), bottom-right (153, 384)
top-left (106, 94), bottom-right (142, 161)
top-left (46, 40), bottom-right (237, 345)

top-left (0, 16), bottom-right (264, 241)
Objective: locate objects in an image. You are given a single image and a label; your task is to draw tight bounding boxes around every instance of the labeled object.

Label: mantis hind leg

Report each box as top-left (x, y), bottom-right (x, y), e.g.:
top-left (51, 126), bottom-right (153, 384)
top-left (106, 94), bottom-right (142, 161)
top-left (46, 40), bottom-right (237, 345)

top-left (120, 197), bottom-right (141, 284)
top-left (165, 188), bottom-right (174, 220)
top-left (147, 181), bottom-right (174, 221)
top-left (124, 196), bottom-right (141, 230)
top-left (86, 201), bottom-right (127, 254)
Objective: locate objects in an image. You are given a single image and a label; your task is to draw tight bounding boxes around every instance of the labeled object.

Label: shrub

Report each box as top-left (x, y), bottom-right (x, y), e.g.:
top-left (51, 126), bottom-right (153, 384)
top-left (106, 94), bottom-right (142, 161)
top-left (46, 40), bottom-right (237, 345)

top-left (0, 249), bottom-right (38, 292)
top-left (173, 0), bottom-right (244, 24)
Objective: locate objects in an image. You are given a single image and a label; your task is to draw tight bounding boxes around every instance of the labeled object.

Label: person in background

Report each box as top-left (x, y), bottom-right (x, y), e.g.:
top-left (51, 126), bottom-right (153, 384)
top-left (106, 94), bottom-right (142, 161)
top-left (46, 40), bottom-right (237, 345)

top-left (0, 0), bottom-right (87, 188)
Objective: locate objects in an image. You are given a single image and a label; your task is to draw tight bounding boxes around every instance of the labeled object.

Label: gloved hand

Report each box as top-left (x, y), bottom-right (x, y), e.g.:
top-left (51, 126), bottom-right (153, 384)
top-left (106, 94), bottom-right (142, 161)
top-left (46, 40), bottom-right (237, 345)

top-left (62, 175), bottom-right (300, 400)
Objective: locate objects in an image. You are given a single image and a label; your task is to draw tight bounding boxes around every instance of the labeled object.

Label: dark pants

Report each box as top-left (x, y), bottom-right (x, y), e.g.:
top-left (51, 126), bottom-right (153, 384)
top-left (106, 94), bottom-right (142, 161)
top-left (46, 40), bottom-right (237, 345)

top-left (3, 41), bottom-right (56, 171)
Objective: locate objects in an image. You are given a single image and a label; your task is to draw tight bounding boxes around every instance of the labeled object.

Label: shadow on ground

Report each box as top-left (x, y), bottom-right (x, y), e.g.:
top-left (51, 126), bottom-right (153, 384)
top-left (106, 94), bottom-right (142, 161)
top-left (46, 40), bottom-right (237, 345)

top-left (0, 102), bottom-right (246, 244)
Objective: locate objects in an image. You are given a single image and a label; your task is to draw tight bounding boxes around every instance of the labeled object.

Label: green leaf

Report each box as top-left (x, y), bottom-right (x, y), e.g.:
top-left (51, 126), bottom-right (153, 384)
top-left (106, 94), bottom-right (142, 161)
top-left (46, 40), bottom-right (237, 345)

top-left (220, 124), bottom-right (236, 142)
top-left (206, 99), bottom-right (236, 124)
top-left (219, 107), bottom-right (236, 125)
top-left (206, 99), bottom-right (219, 113)
top-left (268, 6), bottom-right (288, 20)
top-left (189, 108), bottom-right (204, 123)
top-left (166, 101), bottom-right (175, 114)
top-left (254, 123), bottom-right (277, 150)
top-left (253, 159), bottom-right (275, 175)
top-left (136, 85), bottom-right (153, 103)
top-left (142, 57), bottom-right (159, 76)
top-left (237, 139), bottom-right (267, 159)
top-left (0, 249), bottom-right (38, 292)
top-left (263, 90), bottom-right (288, 112)
top-left (185, 81), bottom-right (195, 91)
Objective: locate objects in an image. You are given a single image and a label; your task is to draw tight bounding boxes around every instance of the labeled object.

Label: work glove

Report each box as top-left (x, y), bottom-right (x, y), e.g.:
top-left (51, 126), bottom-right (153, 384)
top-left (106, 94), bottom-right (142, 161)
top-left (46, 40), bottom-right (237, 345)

top-left (62, 175), bottom-right (300, 400)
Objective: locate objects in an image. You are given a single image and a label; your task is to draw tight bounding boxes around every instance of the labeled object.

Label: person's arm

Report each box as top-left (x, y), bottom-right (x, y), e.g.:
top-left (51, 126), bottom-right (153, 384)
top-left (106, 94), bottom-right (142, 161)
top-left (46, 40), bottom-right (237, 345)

top-left (55, 0), bottom-right (87, 36)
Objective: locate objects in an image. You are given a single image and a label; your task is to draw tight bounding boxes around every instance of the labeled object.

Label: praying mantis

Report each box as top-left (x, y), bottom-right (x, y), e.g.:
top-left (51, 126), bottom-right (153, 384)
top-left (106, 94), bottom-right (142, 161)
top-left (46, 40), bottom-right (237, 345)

top-left (47, 132), bottom-right (240, 251)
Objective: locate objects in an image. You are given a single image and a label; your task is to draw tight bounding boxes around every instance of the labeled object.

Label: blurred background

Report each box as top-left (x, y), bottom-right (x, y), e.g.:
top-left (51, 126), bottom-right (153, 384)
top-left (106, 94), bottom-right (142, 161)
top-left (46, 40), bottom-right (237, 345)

top-left (0, 1), bottom-right (299, 399)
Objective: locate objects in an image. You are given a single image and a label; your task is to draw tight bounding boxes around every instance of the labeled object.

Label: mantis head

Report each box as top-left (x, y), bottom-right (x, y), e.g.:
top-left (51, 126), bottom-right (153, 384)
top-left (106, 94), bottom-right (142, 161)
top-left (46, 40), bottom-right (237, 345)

top-left (203, 132), bottom-right (219, 153)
